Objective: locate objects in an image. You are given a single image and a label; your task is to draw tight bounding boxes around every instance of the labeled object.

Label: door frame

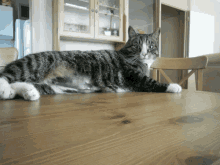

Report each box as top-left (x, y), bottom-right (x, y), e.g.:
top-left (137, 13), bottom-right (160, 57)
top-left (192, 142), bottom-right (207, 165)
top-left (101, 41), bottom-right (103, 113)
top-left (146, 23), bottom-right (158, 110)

top-left (153, 0), bottom-right (190, 88)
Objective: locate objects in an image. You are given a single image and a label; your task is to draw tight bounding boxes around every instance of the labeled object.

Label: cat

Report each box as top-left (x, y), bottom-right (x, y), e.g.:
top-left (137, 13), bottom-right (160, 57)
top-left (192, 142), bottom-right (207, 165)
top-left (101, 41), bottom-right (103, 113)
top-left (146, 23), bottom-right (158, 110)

top-left (0, 26), bottom-right (182, 101)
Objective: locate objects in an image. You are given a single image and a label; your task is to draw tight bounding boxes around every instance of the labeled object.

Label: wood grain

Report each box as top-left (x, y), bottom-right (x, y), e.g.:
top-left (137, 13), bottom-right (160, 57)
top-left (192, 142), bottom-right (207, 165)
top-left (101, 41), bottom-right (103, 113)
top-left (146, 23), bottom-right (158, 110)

top-left (1, 90), bottom-right (220, 165)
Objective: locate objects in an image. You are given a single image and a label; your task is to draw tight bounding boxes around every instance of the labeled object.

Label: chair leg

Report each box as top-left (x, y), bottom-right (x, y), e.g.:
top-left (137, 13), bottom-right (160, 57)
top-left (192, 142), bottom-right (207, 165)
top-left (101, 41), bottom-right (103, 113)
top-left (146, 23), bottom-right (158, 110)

top-left (195, 70), bottom-right (198, 90)
top-left (153, 69), bottom-right (157, 81)
top-left (197, 69), bottom-right (203, 91)
top-left (157, 69), bottom-right (160, 82)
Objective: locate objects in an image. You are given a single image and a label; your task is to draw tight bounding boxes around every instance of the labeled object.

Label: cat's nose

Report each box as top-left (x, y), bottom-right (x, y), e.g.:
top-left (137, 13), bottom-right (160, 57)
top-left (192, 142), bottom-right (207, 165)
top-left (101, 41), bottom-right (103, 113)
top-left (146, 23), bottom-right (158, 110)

top-left (142, 53), bottom-right (147, 56)
top-left (143, 54), bottom-right (148, 57)
top-left (142, 54), bottom-right (146, 58)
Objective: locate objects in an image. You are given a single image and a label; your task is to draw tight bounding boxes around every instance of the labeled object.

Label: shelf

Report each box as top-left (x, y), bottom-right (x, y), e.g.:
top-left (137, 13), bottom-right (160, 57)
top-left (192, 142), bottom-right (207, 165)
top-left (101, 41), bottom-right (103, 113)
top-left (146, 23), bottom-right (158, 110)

top-left (66, 0), bottom-right (119, 10)
top-left (78, 0), bottom-right (89, 3)
top-left (99, 4), bottom-right (119, 10)
top-left (64, 3), bottom-right (89, 11)
top-left (60, 34), bottom-right (125, 44)
top-left (99, 12), bottom-right (119, 17)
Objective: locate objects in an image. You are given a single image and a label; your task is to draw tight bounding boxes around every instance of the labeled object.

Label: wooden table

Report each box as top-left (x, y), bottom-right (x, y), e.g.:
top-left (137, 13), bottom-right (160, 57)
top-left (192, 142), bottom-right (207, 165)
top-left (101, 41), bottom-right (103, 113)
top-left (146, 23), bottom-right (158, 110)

top-left (1, 90), bottom-right (220, 165)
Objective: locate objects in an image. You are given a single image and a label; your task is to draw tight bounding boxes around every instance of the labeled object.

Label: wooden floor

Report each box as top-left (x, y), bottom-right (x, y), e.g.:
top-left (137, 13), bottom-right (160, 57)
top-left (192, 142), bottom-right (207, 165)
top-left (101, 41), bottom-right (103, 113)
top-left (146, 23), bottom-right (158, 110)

top-left (1, 90), bottom-right (220, 165)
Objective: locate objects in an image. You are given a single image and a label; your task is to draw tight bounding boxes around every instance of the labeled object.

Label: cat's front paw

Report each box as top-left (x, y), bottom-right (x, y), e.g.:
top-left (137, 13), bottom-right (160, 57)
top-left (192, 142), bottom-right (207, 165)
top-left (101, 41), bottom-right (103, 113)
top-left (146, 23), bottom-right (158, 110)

top-left (166, 83), bottom-right (182, 93)
top-left (0, 78), bottom-right (16, 99)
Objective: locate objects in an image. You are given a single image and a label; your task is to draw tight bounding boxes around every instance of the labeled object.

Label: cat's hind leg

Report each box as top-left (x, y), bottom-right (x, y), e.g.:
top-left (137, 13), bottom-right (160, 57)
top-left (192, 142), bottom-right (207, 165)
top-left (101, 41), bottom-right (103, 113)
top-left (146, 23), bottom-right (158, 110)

top-left (11, 83), bottom-right (79, 101)
top-left (0, 78), bottom-right (16, 99)
top-left (49, 85), bottom-right (78, 94)
top-left (6, 81), bottom-right (88, 101)
top-left (50, 85), bottom-right (98, 94)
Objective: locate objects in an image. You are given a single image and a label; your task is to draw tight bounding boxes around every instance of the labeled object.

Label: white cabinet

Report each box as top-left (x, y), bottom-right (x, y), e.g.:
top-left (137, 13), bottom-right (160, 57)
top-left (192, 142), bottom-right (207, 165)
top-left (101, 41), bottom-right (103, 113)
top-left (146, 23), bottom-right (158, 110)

top-left (53, 0), bottom-right (128, 51)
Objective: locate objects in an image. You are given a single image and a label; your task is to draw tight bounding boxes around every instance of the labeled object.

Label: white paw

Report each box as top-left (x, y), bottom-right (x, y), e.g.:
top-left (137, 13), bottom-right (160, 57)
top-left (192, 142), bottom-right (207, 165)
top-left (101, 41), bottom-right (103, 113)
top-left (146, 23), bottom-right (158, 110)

top-left (11, 82), bottom-right (40, 101)
top-left (166, 83), bottom-right (182, 93)
top-left (23, 88), bottom-right (40, 101)
top-left (0, 78), bottom-right (16, 99)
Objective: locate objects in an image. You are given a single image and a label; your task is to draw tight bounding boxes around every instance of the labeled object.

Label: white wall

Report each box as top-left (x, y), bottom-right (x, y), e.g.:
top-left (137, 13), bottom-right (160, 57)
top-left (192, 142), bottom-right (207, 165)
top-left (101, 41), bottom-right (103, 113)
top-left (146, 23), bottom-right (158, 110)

top-left (129, 0), bottom-right (154, 33)
top-left (189, 11), bottom-right (215, 57)
top-left (188, 0), bottom-right (220, 92)
top-left (189, 0), bottom-right (220, 56)
top-left (30, 0), bottom-right (53, 53)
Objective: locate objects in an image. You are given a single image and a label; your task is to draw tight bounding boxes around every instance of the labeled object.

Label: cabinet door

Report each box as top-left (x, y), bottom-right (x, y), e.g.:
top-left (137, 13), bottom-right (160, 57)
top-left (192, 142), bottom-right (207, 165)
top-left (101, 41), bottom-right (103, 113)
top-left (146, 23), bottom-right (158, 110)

top-left (60, 0), bottom-right (95, 39)
top-left (94, 0), bottom-right (123, 42)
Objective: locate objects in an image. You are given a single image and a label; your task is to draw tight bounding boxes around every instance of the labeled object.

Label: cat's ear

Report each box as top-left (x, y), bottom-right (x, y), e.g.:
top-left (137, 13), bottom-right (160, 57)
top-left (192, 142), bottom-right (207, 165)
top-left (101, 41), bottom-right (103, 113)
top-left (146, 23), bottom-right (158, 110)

top-left (152, 27), bottom-right (160, 41)
top-left (128, 26), bottom-right (137, 38)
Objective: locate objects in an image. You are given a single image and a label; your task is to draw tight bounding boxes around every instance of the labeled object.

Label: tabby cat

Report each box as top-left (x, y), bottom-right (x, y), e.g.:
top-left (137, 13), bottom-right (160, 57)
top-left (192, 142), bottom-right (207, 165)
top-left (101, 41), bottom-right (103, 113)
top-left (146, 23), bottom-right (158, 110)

top-left (0, 26), bottom-right (182, 101)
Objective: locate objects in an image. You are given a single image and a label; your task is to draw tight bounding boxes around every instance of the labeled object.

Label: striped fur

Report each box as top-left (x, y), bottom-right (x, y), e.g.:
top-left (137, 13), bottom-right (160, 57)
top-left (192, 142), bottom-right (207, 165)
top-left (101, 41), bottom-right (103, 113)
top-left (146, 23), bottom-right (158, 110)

top-left (0, 26), bottom-right (182, 101)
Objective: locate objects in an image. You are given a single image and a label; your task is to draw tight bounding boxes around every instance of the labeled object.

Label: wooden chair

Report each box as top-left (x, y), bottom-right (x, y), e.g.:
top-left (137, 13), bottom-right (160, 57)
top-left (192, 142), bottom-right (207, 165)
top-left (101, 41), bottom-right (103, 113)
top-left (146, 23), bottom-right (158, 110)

top-left (0, 47), bottom-right (18, 72)
top-left (150, 56), bottom-right (208, 91)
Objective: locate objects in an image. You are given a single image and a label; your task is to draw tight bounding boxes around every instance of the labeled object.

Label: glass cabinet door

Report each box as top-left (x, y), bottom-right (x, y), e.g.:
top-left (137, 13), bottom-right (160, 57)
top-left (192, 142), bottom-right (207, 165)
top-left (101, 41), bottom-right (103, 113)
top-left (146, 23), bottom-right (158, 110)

top-left (60, 0), bottom-right (95, 38)
top-left (95, 0), bottom-right (123, 41)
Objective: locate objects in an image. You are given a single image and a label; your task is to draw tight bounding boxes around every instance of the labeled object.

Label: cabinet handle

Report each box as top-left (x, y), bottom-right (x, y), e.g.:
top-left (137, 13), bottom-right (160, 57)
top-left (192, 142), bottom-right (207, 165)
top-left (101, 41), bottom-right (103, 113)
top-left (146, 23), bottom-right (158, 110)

top-left (95, 9), bottom-right (98, 13)
top-left (91, 9), bottom-right (94, 12)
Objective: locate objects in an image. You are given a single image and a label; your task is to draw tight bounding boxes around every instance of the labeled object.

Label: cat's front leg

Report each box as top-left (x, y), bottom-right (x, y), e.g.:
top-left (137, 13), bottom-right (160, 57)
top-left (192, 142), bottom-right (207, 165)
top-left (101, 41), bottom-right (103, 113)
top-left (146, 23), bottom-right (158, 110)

top-left (166, 83), bottom-right (182, 93)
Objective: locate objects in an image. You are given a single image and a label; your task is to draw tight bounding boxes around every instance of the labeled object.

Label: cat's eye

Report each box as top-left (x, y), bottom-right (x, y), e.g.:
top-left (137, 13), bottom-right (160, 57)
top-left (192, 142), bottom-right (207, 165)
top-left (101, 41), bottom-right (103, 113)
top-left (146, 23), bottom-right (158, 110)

top-left (134, 40), bottom-right (139, 44)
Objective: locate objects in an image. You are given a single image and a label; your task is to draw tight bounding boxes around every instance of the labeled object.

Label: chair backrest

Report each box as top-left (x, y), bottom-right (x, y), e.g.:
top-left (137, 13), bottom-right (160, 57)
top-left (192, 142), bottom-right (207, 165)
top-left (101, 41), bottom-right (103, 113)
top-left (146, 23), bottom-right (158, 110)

top-left (151, 56), bottom-right (208, 70)
top-left (0, 47), bottom-right (18, 71)
top-left (150, 56), bottom-right (208, 90)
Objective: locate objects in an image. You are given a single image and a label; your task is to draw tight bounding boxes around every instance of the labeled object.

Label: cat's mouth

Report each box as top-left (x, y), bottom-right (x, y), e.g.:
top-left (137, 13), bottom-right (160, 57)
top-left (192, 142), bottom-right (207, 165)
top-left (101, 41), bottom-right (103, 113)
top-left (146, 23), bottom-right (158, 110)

top-left (141, 54), bottom-right (151, 60)
top-left (142, 54), bottom-right (157, 60)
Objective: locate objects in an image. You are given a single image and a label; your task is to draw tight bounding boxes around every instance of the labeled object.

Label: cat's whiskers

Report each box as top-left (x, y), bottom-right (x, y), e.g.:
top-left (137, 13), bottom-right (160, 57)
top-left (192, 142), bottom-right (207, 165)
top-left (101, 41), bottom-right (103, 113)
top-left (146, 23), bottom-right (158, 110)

top-left (128, 56), bottom-right (139, 65)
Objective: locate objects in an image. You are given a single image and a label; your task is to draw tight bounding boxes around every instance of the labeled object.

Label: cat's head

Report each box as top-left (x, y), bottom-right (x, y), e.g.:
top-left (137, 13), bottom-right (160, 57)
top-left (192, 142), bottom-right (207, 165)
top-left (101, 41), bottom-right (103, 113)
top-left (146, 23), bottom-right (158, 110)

top-left (122, 26), bottom-right (160, 66)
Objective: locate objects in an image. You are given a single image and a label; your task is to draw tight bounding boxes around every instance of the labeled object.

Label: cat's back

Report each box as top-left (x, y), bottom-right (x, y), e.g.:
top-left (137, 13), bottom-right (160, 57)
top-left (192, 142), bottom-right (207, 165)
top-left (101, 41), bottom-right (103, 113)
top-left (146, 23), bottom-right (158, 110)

top-left (16, 49), bottom-right (118, 60)
top-left (62, 49), bottom-right (118, 58)
top-left (60, 49), bottom-right (121, 65)
top-left (9, 49), bottom-right (122, 70)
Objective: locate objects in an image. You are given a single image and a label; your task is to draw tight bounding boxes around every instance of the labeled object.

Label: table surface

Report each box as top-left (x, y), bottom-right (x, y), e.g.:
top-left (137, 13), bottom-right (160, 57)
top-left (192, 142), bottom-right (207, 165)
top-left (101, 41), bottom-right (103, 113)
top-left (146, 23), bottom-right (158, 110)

top-left (1, 90), bottom-right (220, 165)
